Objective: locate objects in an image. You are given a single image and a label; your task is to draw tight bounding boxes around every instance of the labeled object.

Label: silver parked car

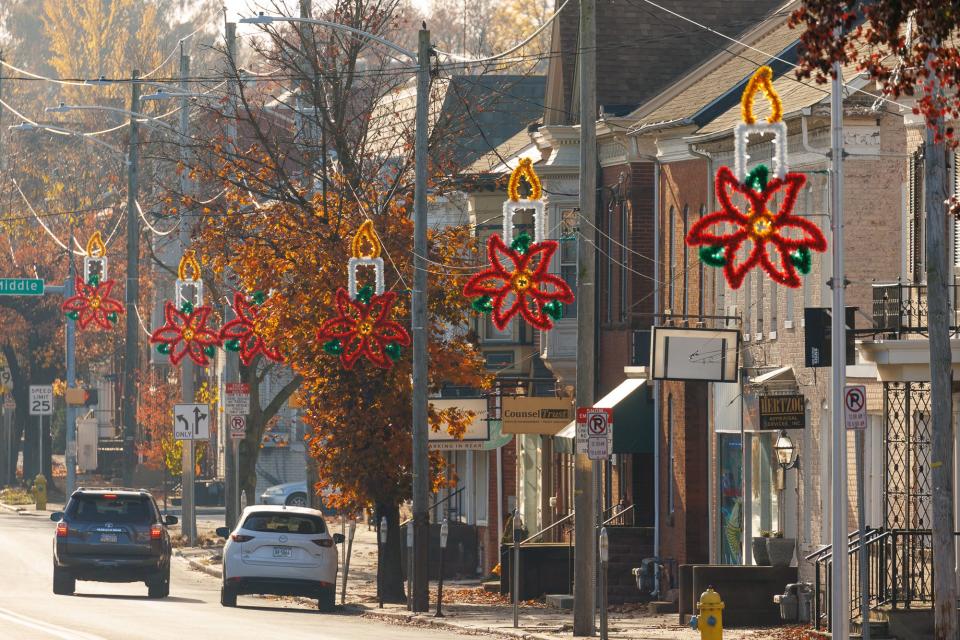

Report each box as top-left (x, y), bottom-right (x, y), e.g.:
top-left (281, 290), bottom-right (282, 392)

top-left (259, 482), bottom-right (338, 514)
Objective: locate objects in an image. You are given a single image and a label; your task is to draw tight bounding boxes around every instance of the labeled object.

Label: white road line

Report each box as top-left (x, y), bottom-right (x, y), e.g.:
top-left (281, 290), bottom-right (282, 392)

top-left (0, 606), bottom-right (108, 640)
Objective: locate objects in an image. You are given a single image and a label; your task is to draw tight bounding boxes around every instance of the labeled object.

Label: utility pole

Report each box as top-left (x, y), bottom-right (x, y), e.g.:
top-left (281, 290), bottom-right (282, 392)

top-left (828, 54), bottom-right (849, 640)
top-left (223, 20), bottom-right (241, 530)
top-left (176, 51), bottom-right (197, 545)
top-left (410, 26), bottom-right (431, 614)
top-left (121, 71), bottom-right (140, 487)
top-left (65, 236), bottom-right (76, 496)
top-left (923, 50), bottom-right (958, 640)
top-left (573, 0), bottom-right (597, 633)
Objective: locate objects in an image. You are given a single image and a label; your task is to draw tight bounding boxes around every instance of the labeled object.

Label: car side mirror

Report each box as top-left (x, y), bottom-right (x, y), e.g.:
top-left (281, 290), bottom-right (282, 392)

top-left (164, 515), bottom-right (179, 526)
top-left (216, 526), bottom-right (230, 538)
top-left (50, 512), bottom-right (64, 522)
top-left (333, 533), bottom-right (345, 544)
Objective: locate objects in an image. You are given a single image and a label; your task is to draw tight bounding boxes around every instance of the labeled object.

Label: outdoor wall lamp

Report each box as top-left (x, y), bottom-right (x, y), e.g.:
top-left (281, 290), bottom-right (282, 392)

top-left (774, 430), bottom-right (800, 471)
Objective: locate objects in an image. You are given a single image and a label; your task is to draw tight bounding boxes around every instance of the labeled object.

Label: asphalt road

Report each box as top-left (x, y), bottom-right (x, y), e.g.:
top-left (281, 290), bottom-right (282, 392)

top-left (0, 510), bottom-right (461, 640)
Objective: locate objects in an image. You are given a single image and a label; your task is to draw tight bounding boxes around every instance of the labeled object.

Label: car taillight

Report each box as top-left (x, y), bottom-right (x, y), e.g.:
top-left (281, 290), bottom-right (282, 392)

top-left (151, 524), bottom-right (163, 540)
top-left (231, 534), bottom-right (255, 543)
top-left (56, 523), bottom-right (68, 538)
top-left (312, 538), bottom-right (333, 548)
top-left (103, 494), bottom-right (117, 500)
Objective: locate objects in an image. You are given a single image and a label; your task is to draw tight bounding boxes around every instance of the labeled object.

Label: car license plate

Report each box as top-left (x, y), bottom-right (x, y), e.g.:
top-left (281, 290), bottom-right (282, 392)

top-left (272, 546), bottom-right (292, 558)
top-left (100, 533), bottom-right (118, 543)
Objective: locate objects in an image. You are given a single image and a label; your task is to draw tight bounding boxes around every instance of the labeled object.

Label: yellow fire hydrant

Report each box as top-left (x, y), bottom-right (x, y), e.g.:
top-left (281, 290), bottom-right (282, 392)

top-left (33, 474), bottom-right (47, 510)
top-left (689, 586), bottom-right (724, 640)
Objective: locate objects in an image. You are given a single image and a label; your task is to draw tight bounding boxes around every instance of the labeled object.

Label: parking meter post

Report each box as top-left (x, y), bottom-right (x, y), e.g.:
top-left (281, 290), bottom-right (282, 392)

top-left (600, 527), bottom-right (609, 640)
top-left (513, 508), bottom-right (521, 628)
top-left (436, 518), bottom-right (449, 617)
top-left (378, 516), bottom-right (387, 609)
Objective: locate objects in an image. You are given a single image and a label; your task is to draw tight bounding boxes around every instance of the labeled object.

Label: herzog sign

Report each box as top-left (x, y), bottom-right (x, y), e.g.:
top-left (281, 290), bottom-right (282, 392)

top-left (501, 396), bottom-right (574, 435)
top-left (758, 394), bottom-right (806, 430)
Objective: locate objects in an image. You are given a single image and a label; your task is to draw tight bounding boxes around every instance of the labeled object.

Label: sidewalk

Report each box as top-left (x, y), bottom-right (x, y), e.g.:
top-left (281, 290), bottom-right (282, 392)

top-left (171, 521), bottom-right (810, 640)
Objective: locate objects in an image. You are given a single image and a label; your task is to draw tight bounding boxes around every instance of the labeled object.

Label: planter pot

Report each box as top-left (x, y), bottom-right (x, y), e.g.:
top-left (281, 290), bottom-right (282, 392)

top-left (752, 537), bottom-right (771, 566)
top-left (766, 537), bottom-right (796, 568)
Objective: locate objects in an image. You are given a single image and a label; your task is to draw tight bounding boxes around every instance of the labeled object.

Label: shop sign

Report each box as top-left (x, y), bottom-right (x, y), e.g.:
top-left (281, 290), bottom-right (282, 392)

top-left (758, 394), bottom-right (805, 430)
top-left (501, 396), bottom-right (573, 435)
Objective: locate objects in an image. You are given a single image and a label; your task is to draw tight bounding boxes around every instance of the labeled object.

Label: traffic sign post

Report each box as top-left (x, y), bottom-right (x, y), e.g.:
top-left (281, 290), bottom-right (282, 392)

top-left (29, 385), bottom-right (53, 480)
top-left (229, 415), bottom-right (246, 440)
top-left (844, 385), bottom-right (866, 431)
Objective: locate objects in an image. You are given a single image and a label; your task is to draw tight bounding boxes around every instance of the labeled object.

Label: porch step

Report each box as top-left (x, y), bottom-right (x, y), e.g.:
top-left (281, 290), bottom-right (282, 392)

top-left (545, 593), bottom-right (574, 609)
top-left (850, 620), bottom-right (897, 640)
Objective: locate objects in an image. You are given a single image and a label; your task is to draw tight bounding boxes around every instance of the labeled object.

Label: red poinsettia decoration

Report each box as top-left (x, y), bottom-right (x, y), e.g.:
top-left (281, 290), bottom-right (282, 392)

top-left (219, 292), bottom-right (283, 366)
top-left (150, 301), bottom-right (222, 366)
top-left (686, 165), bottom-right (827, 289)
top-left (463, 234), bottom-right (574, 331)
top-left (61, 276), bottom-right (124, 331)
top-left (317, 288), bottom-right (411, 370)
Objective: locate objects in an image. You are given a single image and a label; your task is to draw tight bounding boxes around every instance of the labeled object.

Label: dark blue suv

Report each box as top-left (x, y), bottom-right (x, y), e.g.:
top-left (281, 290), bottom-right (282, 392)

top-left (51, 488), bottom-right (177, 597)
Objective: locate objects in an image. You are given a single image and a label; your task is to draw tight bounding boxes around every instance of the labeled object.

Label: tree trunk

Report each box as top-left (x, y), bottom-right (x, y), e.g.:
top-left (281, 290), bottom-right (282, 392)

top-left (376, 500), bottom-right (407, 604)
top-left (924, 101), bottom-right (958, 639)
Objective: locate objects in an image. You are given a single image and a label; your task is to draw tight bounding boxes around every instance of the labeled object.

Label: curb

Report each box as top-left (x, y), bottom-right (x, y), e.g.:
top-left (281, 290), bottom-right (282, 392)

top-left (360, 608), bottom-right (558, 640)
top-left (173, 549), bottom-right (222, 579)
top-left (0, 501), bottom-right (36, 515)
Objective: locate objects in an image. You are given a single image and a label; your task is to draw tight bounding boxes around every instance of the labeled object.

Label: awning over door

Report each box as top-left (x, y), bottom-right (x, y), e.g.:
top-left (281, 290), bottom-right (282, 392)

top-left (555, 378), bottom-right (653, 454)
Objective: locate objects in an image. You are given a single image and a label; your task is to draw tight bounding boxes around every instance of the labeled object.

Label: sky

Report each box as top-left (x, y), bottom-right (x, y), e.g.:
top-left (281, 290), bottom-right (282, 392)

top-left (224, 0), bottom-right (431, 34)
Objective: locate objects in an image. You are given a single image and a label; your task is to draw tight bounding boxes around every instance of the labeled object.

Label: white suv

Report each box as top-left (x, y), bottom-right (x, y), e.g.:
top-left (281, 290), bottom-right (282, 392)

top-left (217, 505), bottom-right (343, 610)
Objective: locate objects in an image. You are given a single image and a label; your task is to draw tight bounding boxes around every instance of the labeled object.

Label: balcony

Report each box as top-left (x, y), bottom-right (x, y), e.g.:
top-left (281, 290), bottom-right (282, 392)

top-left (871, 280), bottom-right (960, 339)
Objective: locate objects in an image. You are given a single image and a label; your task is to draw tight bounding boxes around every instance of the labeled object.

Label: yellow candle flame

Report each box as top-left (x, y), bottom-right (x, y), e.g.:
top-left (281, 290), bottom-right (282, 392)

top-left (86, 231), bottom-right (106, 258)
top-left (351, 220), bottom-right (382, 259)
top-left (178, 251), bottom-right (201, 281)
top-left (507, 157), bottom-right (542, 202)
top-left (740, 66), bottom-right (783, 125)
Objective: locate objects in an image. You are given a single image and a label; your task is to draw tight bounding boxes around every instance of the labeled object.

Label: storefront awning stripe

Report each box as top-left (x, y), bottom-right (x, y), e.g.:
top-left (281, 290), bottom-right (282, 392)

top-left (555, 378), bottom-right (647, 440)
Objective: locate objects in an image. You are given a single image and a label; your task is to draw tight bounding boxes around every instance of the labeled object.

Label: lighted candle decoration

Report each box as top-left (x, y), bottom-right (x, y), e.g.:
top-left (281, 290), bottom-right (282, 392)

top-left (150, 252), bottom-right (222, 367)
top-left (61, 232), bottom-right (124, 331)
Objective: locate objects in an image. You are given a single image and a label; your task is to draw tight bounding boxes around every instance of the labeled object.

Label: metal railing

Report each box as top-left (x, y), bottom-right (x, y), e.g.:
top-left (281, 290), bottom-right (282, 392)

top-left (872, 279), bottom-right (960, 338)
top-left (807, 527), bottom-right (960, 630)
top-left (601, 500), bottom-right (635, 527)
top-left (401, 485), bottom-right (464, 527)
top-left (520, 511), bottom-right (574, 545)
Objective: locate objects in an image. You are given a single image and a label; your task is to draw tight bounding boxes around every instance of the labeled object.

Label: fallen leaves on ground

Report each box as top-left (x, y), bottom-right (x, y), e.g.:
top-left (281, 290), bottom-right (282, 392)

top-left (444, 587), bottom-right (548, 608)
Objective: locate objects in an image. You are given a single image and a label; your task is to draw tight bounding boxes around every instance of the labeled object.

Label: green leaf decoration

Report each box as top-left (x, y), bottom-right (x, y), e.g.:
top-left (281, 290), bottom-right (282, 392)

top-left (157, 343), bottom-right (171, 355)
top-left (226, 339), bottom-right (241, 352)
top-left (510, 232), bottom-right (532, 255)
top-left (87, 274), bottom-right (100, 286)
top-left (699, 245), bottom-right (726, 268)
top-left (252, 290), bottom-right (266, 305)
top-left (356, 284), bottom-right (374, 305)
top-left (744, 164), bottom-right (769, 192)
top-left (323, 339), bottom-right (343, 355)
top-left (107, 312), bottom-right (118, 323)
top-left (472, 295), bottom-right (493, 314)
top-left (543, 300), bottom-right (564, 320)
top-left (203, 345), bottom-right (216, 357)
top-left (791, 247), bottom-right (812, 275)
top-left (384, 343), bottom-right (402, 360)
top-left (66, 311), bottom-right (79, 321)
top-left (180, 300), bottom-right (194, 314)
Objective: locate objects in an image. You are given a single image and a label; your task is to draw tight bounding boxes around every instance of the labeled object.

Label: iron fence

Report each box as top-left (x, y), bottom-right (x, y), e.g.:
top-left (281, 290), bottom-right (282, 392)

top-left (872, 280), bottom-right (960, 338)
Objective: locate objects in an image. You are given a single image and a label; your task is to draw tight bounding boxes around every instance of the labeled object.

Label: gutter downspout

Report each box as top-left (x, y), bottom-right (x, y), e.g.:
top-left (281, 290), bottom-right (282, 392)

top-left (688, 145), bottom-right (716, 564)
top-left (632, 137), bottom-right (662, 595)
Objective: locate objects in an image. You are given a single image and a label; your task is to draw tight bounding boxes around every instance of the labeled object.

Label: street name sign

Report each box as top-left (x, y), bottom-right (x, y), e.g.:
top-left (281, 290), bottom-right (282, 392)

top-left (29, 385), bottom-right (53, 416)
top-left (174, 403), bottom-right (210, 440)
top-left (224, 382), bottom-right (250, 416)
top-left (229, 415), bottom-right (247, 440)
top-left (844, 385), bottom-right (867, 431)
top-left (0, 278), bottom-right (44, 296)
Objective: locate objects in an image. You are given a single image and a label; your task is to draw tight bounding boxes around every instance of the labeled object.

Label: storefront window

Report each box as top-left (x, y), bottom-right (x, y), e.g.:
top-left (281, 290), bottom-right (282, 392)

top-left (718, 433), bottom-right (743, 564)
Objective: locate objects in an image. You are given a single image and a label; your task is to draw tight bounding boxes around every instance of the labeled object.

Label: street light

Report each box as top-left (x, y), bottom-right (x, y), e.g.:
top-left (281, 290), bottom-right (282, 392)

top-left (44, 102), bottom-right (183, 137)
top-left (239, 10), bottom-right (433, 614)
top-left (774, 430), bottom-right (799, 470)
top-left (436, 518), bottom-right (449, 617)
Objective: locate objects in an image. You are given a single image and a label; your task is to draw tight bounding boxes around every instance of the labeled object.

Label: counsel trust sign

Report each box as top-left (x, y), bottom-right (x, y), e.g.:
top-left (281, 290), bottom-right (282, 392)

top-left (501, 396), bottom-right (573, 435)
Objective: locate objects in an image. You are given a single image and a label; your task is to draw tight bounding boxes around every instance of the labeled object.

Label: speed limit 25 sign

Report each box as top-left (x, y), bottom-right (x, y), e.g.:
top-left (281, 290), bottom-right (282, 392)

top-left (29, 385), bottom-right (54, 416)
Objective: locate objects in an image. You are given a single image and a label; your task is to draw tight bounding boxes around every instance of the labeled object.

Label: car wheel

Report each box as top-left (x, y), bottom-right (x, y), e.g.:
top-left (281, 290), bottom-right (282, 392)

top-left (285, 492), bottom-right (308, 507)
top-left (318, 587), bottom-right (335, 612)
top-left (221, 585), bottom-right (237, 607)
top-left (147, 569), bottom-right (170, 599)
top-left (52, 566), bottom-right (75, 596)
